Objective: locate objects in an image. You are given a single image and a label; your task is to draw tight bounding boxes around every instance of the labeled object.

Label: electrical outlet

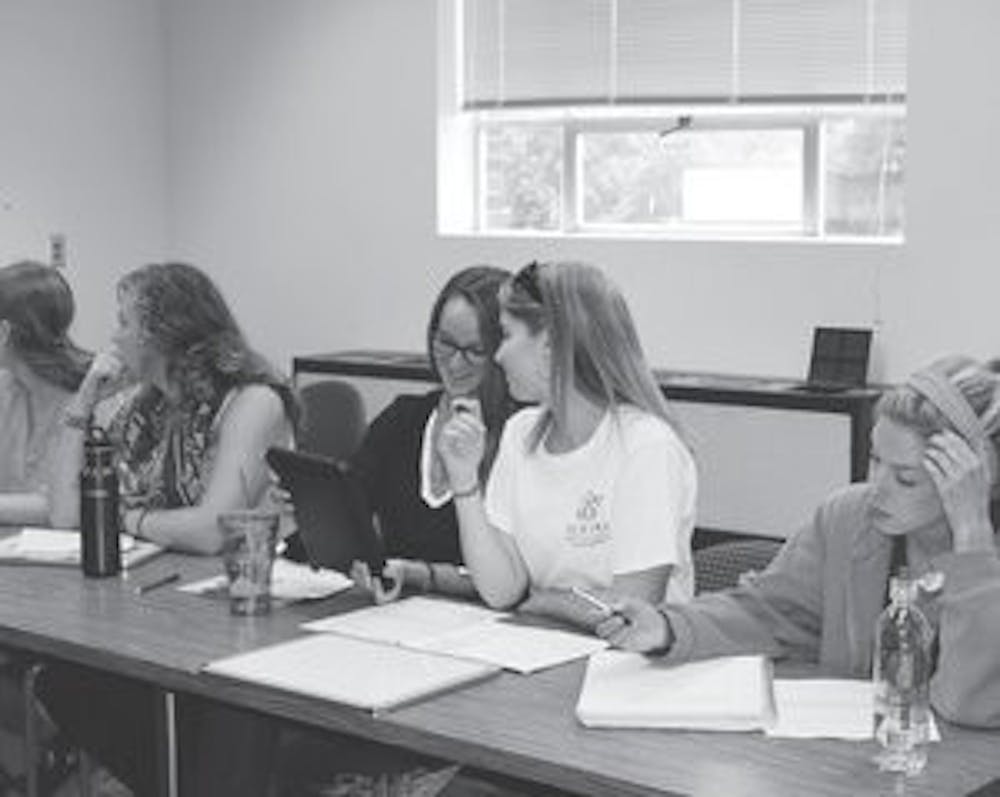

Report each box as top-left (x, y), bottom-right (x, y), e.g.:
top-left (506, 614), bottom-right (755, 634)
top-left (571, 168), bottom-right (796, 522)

top-left (49, 233), bottom-right (66, 269)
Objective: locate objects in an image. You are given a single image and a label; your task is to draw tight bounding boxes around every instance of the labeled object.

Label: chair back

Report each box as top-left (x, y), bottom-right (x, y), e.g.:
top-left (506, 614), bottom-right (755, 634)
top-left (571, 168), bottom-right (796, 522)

top-left (296, 379), bottom-right (367, 460)
top-left (693, 538), bottom-right (782, 595)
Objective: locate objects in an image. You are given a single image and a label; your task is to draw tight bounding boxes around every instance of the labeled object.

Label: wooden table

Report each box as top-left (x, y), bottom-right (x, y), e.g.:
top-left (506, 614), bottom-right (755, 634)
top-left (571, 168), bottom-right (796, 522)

top-left (1, 553), bottom-right (998, 797)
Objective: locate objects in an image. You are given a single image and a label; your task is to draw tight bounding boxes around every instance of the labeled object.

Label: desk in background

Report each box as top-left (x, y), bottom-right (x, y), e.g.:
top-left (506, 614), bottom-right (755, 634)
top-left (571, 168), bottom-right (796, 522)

top-left (293, 350), bottom-right (884, 539)
top-left (0, 552), bottom-right (998, 797)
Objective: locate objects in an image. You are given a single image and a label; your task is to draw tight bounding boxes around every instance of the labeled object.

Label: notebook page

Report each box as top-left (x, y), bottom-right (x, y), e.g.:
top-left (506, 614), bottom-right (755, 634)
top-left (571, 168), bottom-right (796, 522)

top-left (302, 596), bottom-right (508, 646)
top-left (411, 621), bottom-right (608, 674)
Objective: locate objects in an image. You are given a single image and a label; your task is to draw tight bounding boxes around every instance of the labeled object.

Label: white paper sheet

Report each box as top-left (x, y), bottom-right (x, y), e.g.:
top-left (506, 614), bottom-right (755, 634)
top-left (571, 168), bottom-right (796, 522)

top-left (0, 527), bottom-right (160, 568)
top-left (767, 679), bottom-right (941, 741)
top-left (180, 558), bottom-right (353, 602)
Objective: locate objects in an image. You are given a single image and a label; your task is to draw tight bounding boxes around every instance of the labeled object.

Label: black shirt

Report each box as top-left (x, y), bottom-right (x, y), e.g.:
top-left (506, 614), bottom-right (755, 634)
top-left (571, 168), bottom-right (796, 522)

top-left (349, 391), bottom-right (463, 565)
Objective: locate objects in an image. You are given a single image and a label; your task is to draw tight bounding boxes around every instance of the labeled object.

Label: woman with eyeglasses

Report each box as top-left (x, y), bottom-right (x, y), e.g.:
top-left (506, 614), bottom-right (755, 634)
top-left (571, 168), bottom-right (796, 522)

top-left (273, 266), bottom-right (522, 796)
top-left (340, 265), bottom-right (515, 602)
top-left (438, 260), bottom-right (697, 629)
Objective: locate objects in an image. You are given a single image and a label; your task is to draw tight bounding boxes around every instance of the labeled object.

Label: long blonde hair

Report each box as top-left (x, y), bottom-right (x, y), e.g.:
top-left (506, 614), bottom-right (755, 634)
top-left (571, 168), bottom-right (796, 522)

top-left (502, 260), bottom-right (688, 451)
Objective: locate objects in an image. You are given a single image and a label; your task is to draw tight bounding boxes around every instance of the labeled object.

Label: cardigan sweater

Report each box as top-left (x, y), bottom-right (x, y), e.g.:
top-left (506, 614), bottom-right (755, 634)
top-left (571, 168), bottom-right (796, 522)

top-left (661, 483), bottom-right (1000, 728)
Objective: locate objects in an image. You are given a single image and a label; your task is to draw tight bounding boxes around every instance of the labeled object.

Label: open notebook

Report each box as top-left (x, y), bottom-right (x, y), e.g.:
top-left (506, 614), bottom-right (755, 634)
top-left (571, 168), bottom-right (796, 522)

top-left (576, 652), bottom-right (775, 731)
top-left (204, 633), bottom-right (499, 715)
top-left (303, 596), bottom-right (607, 674)
top-left (0, 527), bottom-right (162, 569)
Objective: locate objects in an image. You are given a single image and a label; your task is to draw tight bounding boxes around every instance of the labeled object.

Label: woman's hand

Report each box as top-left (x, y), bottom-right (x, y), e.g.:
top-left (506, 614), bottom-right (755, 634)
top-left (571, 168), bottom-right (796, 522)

top-left (594, 596), bottom-right (674, 653)
top-left (518, 588), bottom-right (618, 631)
top-left (436, 410), bottom-right (486, 493)
top-left (924, 431), bottom-right (996, 553)
top-left (264, 479), bottom-right (298, 539)
top-left (75, 351), bottom-right (129, 413)
top-left (350, 560), bottom-right (405, 604)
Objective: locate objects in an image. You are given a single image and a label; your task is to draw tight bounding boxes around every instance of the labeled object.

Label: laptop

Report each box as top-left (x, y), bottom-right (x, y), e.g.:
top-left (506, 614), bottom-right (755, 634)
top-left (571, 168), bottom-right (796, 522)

top-left (265, 447), bottom-right (388, 582)
top-left (799, 327), bottom-right (873, 393)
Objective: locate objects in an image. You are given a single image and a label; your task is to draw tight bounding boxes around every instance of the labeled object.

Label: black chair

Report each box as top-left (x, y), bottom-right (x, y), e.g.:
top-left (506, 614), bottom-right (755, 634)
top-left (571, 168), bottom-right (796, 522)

top-left (295, 380), bottom-right (367, 461)
top-left (693, 538), bottom-right (783, 595)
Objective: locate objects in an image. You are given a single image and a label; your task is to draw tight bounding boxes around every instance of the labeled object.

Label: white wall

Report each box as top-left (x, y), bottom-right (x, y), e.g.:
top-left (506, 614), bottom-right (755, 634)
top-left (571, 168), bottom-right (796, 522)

top-left (0, 0), bottom-right (167, 348)
top-left (3, 0), bottom-right (998, 382)
top-left (162, 0), bottom-right (1000, 384)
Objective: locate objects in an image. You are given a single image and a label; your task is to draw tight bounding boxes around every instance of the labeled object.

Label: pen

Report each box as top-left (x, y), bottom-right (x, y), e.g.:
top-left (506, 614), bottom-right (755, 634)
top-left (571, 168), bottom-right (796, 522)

top-left (571, 586), bottom-right (620, 619)
top-left (135, 572), bottom-right (181, 595)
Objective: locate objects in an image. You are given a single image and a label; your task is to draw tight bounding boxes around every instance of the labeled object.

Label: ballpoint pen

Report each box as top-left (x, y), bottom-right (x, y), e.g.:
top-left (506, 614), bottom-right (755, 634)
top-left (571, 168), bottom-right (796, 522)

top-left (135, 572), bottom-right (181, 595)
top-left (570, 586), bottom-right (629, 623)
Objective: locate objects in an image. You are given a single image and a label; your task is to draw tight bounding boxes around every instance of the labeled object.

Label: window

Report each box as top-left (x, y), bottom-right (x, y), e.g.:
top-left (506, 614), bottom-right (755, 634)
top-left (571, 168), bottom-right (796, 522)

top-left (441, 0), bottom-right (907, 241)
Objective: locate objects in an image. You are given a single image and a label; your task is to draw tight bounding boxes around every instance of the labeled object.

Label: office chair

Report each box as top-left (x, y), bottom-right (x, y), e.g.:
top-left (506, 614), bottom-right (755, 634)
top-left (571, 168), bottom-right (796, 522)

top-left (693, 538), bottom-right (782, 595)
top-left (295, 380), bottom-right (367, 461)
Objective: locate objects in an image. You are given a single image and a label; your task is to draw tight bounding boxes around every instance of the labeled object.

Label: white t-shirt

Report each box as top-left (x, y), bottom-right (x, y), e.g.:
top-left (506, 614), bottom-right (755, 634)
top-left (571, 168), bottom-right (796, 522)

top-left (485, 404), bottom-right (697, 603)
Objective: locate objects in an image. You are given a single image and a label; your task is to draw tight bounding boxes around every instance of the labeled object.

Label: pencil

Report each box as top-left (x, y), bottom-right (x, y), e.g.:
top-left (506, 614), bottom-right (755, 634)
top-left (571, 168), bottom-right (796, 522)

top-left (135, 572), bottom-right (181, 595)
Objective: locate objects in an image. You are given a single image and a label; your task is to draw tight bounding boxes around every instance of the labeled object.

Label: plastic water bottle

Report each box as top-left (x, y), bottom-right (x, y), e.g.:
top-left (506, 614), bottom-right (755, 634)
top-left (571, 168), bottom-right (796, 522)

top-left (872, 569), bottom-right (933, 775)
top-left (80, 425), bottom-right (121, 577)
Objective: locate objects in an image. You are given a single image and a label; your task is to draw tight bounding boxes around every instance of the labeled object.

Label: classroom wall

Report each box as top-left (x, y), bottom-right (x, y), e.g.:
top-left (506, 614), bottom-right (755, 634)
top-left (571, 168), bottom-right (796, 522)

top-left (162, 0), bottom-right (1000, 383)
top-left (3, 0), bottom-right (995, 381)
top-left (0, 0), bottom-right (167, 348)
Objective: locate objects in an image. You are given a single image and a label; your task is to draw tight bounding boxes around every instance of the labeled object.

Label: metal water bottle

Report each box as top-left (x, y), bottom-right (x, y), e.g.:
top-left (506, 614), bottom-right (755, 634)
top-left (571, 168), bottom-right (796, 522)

top-left (80, 425), bottom-right (121, 577)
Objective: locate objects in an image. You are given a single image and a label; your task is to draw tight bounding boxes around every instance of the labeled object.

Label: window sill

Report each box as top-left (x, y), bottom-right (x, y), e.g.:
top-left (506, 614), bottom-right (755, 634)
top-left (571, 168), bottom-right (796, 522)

top-left (437, 228), bottom-right (904, 246)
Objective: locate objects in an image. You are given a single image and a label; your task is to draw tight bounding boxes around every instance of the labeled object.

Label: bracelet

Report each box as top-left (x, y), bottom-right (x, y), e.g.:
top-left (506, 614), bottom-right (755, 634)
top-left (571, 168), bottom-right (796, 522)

top-left (451, 483), bottom-right (480, 500)
top-left (427, 562), bottom-right (439, 593)
top-left (420, 560), bottom-right (435, 593)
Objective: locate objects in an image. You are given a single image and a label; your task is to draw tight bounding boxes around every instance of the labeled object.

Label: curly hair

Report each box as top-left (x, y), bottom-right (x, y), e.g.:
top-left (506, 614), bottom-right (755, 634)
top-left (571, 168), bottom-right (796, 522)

top-left (0, 260), bottom-right (91, 390)
top-left (118, 262), bottom-right (297, 423)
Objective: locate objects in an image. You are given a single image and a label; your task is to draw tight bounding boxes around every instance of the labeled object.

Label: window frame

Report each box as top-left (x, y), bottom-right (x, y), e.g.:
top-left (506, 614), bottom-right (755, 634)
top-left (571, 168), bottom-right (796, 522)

top-left (471, 104), bottom-right (905, 242)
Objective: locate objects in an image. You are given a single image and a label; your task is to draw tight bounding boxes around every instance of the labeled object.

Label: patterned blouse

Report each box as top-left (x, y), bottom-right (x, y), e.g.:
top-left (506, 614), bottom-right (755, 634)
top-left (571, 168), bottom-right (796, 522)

top-left (110, 386), bottom-right (232, 510)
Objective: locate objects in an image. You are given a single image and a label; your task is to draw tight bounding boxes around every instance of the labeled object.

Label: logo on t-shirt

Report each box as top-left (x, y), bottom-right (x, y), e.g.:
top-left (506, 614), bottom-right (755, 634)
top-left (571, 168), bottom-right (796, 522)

top-left (565, 490), bottom-right (610, 547)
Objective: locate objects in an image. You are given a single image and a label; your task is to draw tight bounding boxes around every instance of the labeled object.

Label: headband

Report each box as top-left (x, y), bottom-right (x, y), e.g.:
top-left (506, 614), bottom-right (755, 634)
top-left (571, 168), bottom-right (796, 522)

top-left (907, 363), bottom-right (998, 483)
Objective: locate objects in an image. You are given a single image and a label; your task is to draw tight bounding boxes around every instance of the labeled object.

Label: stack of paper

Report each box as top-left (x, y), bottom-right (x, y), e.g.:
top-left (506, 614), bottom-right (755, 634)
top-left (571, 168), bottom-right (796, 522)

top-left (576, 652), bottom-right (775, 731)
top-left (303, 596), bottom-right (607, 674)
top-left (204, 633), bottom-right (498, 715)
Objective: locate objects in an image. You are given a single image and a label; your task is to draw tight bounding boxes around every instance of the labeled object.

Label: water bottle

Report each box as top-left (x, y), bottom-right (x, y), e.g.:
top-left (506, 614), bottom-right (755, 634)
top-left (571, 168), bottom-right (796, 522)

top-left (872, 569), bottom-right (934, 775)
top-left (80, 425), bottom-right (121, 577)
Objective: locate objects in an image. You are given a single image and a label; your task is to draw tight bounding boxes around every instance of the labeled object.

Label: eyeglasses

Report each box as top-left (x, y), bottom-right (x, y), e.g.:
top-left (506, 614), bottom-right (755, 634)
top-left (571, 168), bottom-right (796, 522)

top-left (431, 337), bottom-right (488, 366)
top-left (511, 261), bottom-right (544, 304)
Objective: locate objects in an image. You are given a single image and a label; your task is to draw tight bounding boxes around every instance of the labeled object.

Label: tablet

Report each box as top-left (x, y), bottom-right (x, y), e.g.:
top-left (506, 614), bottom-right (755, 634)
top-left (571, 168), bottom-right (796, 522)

top-left (265, 447), bottom-right (386, 578)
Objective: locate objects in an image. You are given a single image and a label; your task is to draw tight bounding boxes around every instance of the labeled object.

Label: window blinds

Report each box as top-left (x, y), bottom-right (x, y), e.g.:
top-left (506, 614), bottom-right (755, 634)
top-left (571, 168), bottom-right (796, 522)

top-left (462, 0), bottom-right (907, 108)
